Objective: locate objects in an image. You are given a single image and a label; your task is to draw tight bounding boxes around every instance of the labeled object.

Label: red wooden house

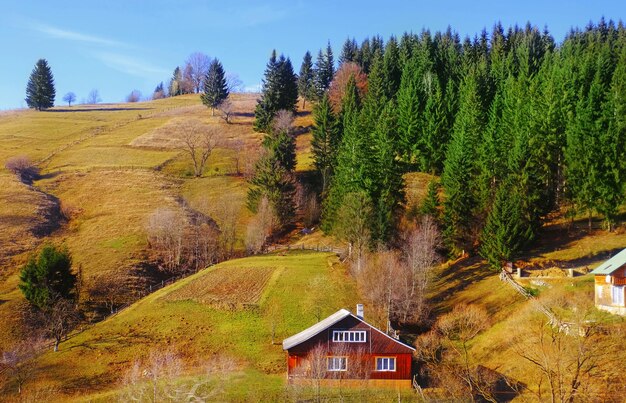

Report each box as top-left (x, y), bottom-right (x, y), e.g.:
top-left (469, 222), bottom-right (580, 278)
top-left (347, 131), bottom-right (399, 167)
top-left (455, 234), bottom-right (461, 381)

top-left (282, 306), bottom-right (415, 389)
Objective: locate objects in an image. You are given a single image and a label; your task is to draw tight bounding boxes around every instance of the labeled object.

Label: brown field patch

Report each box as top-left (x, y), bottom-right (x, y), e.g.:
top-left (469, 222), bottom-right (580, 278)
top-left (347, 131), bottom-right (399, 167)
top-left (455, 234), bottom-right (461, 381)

top-left (164, 266), bottom-right (275, 308)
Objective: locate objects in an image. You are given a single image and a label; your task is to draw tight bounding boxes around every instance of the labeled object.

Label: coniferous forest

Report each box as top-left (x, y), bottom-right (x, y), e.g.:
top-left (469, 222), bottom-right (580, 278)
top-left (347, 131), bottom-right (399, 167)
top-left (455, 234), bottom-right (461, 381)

top-left (252, 19), bottom-right (626, 268)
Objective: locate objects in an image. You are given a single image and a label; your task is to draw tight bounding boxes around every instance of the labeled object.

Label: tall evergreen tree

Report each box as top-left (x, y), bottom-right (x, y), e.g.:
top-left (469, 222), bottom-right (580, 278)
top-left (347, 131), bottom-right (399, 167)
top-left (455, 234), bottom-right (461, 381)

top-left (254, 51), bottom-right (298, 132)
top-left (201, 58), bottom-right (229, 115)
top-left (25, 59), bottom-right (56, 110)
top-left (369, 100), bottom-right (405, 242)
top-left (479, 178), bottom-right (534, 269)
top-left (339, 38), bottom-right (358, 66)
top-left (382, 36), bottom-right (402, 99)
top-left (297, 51), bottom-right (315, 109)
top-left (311, 93), bottom-right (340, 195)
top-left (442, 74), bottom-right (484, 254)
top-left (322, 76), bottom-right (366, 232)
top-left (313, 43), bottom-right (335, 97)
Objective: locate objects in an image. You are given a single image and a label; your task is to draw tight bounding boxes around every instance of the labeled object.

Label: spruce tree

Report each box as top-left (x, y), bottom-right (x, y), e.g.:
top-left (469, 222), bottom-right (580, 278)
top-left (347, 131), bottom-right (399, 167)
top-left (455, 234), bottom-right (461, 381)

top-left (479, 178), bottom-right (534, 269)
top-left (19, 245), bottom-right (76, 311)
top-left (313, 43), bottom-right (335, 97)
top-left (254, 51), bottom-right (298, 132)
top-left (297, 51), bottom-right (314, 109)
top-left (25, 59), bottom-right (56, 110)
top-left (382, 36), bottom-right (401, 99)
top-left (421, 180), bottom-right (441, 218)
top-left (201, 58), bottom-right (229, 115)
top-left (369, 100), bottom-right (405, 242)
top-left (396, 55), bottom-right (423, 166)
top-left (246, 155), bottom-right (296, 227)
top-left (441, 74), bottom-right (483, 255)
top-left (322, 75), bottom-right (366, 232)
top-left (339, 38), bottom-right (358, 66)
top-left (311, 93), bottom-right (340, 195)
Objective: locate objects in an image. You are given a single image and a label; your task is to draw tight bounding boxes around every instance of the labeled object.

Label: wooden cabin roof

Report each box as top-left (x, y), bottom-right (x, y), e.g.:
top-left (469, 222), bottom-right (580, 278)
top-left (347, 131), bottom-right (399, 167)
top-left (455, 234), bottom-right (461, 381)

top-left (283, 309), bottom-right (415, 353)
top-left (591, 248), bottom-right (626, 275)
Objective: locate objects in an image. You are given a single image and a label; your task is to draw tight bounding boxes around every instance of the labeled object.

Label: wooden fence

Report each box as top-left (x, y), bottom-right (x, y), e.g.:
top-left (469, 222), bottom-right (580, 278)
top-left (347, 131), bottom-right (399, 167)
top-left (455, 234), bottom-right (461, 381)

top-left (499, 270), bottom-right (576, 334)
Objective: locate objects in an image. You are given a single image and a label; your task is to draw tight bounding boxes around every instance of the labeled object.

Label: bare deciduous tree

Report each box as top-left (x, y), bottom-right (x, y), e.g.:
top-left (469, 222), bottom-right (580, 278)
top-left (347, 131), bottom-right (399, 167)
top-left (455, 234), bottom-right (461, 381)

top-left (185, 52), bottom-right (211, 93)
top-left (147, 208), bottom-right (185, 272)
top-left (62, 92), bottom-right (76, 107)
top-left (0, 338), bottom-right (43, 394)
top-left (88, 273), bottom-right (131, 314)
top-left (245, 197), bottom-right (276, 254)
top-left (5, 156), bottom-right (39, 184)
top-left (225, 73), bottom-right (243, 93)
top-left (414, 304), bottom-right (493, 401)
top-left (273, 110), bottom-right (295, 134)
top-left (206, 194), bottom-right (240, 259)
top-left (86, 89), bottom-right (101, 104)
top-left (227, 138), bottom-right (244, 175)
top-left (24, 298), bottom-right (80, 352)
top-left (397, 215), bottom-right (441, 323)
top-left (121, 350), bottom-right (183, 402)
top-left (179, 119), bottom-right (217, 178)
top-left (513, 294), bottom-right (626, 402)
top-left (217, 99), bottom-right (234, 124)
top-left (126, 90), bottom-right (142, 103)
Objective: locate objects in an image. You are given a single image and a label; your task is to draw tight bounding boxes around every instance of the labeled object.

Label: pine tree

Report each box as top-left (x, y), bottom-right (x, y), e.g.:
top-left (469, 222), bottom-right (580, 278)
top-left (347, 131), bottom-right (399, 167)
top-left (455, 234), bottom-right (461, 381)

top-left (297, 51), bottom-right (314, 109)
top-left (479, 178), bottom-right (534, 269)
top-left (25, 59), bottom-right (55, 110)
top-left (19, 245), bottom-right (76, 311)
top-left (201, 58), bottom-right (229, 115)
top-left (311, 93), bottom-right (340, 195)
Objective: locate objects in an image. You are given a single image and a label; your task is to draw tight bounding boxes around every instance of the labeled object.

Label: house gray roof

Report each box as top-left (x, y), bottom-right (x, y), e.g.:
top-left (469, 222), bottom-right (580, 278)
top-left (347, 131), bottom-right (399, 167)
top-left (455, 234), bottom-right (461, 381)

top-left (590, 248), bottom-right (626, 275)
top-left (283, 309), bottom-right (352, 350)
top-left (282, 308), bottom-right (415, 351)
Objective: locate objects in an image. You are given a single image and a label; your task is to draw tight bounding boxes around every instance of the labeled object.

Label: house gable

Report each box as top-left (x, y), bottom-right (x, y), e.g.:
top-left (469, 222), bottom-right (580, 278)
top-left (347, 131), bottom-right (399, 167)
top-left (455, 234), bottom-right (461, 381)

top-left (283, 311), bottom-right (414, 355)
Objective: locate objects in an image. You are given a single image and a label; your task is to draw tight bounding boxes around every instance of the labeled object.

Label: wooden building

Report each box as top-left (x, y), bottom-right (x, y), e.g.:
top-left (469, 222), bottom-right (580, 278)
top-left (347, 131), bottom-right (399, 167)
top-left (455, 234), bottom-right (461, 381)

top-left (282, 306), bottom-right (415, 389)
top-left (591, 248), bottom-right (626, 316)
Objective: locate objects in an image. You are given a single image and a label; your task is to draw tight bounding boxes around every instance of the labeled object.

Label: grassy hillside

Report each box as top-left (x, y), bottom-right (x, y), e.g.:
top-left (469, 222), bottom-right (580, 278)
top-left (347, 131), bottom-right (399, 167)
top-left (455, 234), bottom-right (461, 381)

top-left (6, 251), bottom-right (357, 401)
top-left (0, 94), bottom-right (277, 350)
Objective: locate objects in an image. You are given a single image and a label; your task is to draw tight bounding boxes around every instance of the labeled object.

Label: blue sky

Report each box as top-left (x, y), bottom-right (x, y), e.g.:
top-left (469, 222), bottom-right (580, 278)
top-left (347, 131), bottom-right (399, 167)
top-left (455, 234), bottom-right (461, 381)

top-left (1, 0), bottom-right (624, 109)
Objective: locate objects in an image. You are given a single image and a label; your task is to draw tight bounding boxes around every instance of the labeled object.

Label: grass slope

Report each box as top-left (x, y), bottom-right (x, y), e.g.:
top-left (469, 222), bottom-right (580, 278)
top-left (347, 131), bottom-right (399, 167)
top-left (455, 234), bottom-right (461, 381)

top-left (22, 251), bottom-right (358, 401)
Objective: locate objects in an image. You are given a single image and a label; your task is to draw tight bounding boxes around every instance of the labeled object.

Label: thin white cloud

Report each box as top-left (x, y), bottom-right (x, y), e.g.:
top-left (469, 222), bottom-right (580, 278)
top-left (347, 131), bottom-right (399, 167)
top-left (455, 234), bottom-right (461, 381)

top-left (93, 52), bottom-right (169, 77)
top-left (243, 83), bottom-right (262, 93)
top-left (30, 22), bottom-right (128, 48)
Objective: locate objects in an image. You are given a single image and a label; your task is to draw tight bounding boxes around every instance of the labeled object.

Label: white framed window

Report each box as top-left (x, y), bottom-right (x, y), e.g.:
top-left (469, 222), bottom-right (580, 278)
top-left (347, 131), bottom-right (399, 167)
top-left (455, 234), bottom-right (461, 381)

top-left (611, 285), bottom-right (625, 306)
top-left (331, 330), bottom-right (366, 342)
top-left (375, 357), bottom-right (396, 372)
top-left (597, 284), bottom-right (603, 298)
top-left (327, 356), bottom-right (347, 371)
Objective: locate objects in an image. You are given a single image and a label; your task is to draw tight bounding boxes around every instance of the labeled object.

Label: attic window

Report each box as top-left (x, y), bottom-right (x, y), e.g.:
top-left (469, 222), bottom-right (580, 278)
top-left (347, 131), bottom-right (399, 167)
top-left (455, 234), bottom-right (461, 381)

top-left (332, 330), bottom-right (366, 342)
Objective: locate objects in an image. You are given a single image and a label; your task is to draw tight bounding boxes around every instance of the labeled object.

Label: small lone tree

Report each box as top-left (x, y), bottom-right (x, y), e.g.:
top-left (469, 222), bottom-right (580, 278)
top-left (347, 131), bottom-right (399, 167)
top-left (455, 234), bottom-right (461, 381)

top-left (86, 89), bottom-right (101, 104)
top-left (19, 244), bottom-right (76, 311)
top-left (62, 92), bottom-right (76, 107)
top-left (179, 119), bottom-right (217, 177)
top-left (201, 58), bottom-right (229, 115)
top-left (25, 59), bottom-right (56, 110)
